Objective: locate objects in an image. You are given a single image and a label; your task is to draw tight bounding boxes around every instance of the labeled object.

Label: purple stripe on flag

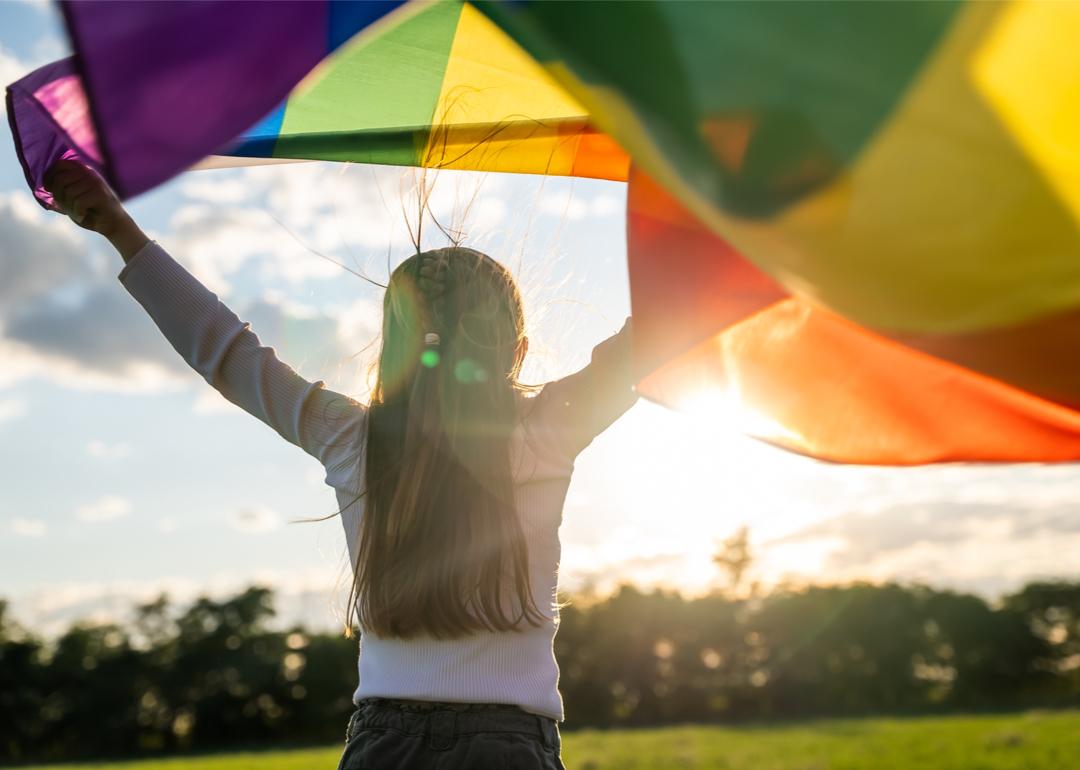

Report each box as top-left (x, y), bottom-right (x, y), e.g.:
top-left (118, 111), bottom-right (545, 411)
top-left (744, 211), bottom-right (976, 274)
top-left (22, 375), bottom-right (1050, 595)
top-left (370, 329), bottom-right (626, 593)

top-left (61, 0), bottom-right (332, 198)
top-left (6, 1), bottom-right (402, 205)
top-left (32, 0), bottom-right (401, 200)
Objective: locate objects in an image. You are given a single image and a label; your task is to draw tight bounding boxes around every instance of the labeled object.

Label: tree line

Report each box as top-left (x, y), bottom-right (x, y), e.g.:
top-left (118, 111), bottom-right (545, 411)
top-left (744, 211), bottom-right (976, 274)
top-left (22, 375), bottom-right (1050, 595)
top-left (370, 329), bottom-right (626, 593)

top-left (1, 579), bottom-right (1078, 763)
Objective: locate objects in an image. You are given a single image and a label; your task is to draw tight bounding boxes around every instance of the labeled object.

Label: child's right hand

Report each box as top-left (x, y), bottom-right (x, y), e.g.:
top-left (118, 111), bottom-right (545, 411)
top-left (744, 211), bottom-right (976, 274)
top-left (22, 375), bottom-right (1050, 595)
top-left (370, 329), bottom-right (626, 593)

top-left (43, 159), bottom-right (149, 261)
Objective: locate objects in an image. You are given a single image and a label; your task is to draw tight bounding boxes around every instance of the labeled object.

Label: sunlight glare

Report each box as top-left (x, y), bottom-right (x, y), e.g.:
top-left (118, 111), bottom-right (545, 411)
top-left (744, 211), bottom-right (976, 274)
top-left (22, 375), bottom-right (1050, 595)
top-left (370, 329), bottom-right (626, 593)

top-left (679, 386), bottom-right (799, 445)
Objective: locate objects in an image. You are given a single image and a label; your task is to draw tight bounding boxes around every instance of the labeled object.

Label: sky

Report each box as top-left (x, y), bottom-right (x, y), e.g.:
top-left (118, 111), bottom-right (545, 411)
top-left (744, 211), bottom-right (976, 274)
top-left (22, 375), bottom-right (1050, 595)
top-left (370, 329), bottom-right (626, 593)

top-left (2, 1), bottom-right (1080, 636)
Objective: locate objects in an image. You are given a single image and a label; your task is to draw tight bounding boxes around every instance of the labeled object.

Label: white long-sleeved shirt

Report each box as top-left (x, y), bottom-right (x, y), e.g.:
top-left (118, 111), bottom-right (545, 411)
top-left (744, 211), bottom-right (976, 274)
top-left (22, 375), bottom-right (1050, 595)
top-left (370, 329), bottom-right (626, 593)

top-left (119, 240), bottom-right (638, 721)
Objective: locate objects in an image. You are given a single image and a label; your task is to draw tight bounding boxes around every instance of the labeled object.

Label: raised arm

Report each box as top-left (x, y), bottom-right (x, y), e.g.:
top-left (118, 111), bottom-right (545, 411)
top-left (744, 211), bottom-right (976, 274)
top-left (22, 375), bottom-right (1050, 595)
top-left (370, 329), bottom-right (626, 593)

top-left (43, 160), bottom-right (365, 475)
top-left (525, 317), bottom-right (639, 459)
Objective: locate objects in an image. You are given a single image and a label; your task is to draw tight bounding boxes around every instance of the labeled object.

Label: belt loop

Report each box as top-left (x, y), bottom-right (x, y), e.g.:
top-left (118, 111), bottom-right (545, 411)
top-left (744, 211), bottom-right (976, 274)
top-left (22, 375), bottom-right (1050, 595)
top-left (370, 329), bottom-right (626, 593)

top-left (429, 711), bottom-right (456, 751)
top-left (535, 716), bottom-right (557, 751)
top-left (345, 707), bottom-right (362, 744)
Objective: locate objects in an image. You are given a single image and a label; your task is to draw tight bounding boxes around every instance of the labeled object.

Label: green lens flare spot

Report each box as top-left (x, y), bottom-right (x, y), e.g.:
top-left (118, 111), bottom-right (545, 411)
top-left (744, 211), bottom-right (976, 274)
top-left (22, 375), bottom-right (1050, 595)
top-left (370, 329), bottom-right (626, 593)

top-left (454, 359), bottom-right (473, 383)
top-left (454, 358), bottom-right (487, 383)
top-left (420, 349), bottom-right (440, 368)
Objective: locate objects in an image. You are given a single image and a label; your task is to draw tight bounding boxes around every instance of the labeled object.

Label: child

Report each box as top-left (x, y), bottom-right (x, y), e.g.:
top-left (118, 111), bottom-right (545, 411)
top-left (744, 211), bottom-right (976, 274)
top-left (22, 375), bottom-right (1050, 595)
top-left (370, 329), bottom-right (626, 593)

top-left (44, 159), bottom-right (638, 769)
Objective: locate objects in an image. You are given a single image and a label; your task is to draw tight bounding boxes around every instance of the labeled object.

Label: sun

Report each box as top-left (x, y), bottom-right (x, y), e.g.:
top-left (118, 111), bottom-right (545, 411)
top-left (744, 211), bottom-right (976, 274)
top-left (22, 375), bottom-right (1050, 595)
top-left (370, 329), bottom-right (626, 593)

top-left (678, 386), bottom-right (799, 448)
top-left (560, 380), bottom-right (835, 596)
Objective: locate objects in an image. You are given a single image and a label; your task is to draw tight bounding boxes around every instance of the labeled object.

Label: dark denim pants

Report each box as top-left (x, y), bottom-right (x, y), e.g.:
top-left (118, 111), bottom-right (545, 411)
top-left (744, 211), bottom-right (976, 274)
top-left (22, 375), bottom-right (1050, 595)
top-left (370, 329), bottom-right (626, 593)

top-left (337, 698), bottom-right (566, 770)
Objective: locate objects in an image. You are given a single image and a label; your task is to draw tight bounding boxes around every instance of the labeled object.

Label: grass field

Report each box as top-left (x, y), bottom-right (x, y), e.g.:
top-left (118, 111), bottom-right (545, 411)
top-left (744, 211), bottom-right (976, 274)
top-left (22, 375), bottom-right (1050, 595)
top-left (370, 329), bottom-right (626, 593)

top-left (19, 711), bottom-right (1080, 770)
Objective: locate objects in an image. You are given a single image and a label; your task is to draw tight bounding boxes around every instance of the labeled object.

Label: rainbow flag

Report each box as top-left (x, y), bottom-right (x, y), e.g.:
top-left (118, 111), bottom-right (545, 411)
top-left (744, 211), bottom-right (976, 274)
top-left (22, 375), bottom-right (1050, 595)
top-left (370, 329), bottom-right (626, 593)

top-left (9, 0), bottom-right (1080, 464)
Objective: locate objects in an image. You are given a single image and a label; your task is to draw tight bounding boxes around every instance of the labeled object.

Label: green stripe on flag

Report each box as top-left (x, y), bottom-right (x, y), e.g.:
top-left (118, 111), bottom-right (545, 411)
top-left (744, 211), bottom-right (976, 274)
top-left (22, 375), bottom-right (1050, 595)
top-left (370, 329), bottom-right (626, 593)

top-left (476, 0), bottom-right (961, 217)
top-left (274, 1), bottom-right (463, 166)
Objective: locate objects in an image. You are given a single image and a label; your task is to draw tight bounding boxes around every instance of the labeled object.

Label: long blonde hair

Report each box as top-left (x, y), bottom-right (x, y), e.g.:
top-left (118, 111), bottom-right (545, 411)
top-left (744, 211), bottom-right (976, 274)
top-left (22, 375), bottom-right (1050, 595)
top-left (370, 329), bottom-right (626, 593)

top-left (348, 246), bottom-right (544, 638)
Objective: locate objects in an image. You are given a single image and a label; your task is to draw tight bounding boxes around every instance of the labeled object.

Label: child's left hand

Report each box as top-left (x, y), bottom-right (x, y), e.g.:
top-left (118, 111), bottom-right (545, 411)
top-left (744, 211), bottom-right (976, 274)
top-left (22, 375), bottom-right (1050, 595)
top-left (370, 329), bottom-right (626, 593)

top-left (43, 159), bottom-right (149, 261)
top-left (43, 159), bottom-right (129, 236)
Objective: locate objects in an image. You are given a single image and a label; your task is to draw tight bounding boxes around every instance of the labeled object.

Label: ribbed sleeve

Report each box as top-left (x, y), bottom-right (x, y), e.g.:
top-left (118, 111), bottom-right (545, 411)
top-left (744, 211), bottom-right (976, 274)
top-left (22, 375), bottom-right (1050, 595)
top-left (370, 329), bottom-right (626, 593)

top-left (524, 317), bottom-right (639, 459)
top-left (119, 241), bottom-right (366, 475)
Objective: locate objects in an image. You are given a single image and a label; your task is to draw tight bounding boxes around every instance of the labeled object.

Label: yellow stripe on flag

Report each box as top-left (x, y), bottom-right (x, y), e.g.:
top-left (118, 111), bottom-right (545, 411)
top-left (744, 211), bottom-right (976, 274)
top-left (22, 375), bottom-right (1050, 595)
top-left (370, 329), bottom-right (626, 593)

top-left (422, 2), bottom-right (625, 179)
top-left (973, 1), bottom-right (1080, 225)
top-left (691, 1), bottom-right (1080, 335)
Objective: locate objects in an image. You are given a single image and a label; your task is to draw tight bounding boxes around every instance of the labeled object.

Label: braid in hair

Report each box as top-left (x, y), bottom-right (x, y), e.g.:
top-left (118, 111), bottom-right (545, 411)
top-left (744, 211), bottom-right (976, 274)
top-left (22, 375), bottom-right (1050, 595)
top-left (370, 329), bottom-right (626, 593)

top-left (416, 250), bottom-right (449, 345)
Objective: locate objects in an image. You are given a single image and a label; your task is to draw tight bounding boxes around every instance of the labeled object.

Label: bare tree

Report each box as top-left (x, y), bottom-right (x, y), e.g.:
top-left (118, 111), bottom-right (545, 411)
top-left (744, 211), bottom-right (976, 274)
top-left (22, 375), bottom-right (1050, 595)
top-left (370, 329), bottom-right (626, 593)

top-left (713, 525), bottom-right (753, 596)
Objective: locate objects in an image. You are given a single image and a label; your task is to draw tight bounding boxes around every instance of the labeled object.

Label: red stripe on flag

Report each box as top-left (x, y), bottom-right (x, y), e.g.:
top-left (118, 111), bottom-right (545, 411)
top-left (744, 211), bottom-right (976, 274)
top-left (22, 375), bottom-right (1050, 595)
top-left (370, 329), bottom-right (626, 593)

top-left (628, 169), bottom-right (1080, 464)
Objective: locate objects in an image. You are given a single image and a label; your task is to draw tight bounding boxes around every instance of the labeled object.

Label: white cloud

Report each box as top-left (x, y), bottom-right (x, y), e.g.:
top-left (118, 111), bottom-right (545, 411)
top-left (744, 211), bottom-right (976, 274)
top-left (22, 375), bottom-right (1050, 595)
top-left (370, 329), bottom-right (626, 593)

top-left (470, 196), bottom-right (508, 233)
top-left (2, 292), bottom-right (192, 387)
top-left (166, 195), bottom-right (376, 291)
top-left (11, 0), bottom-right (51, 11)
top-left (561, 541), bottom-right (709, 596)
top-left (165, 204), bottom-right (286, 295)
top-left (530, 185), bottom-right (625, 222)
top-left (0, 337), bottom-right (187, 393)
top-left (230, 505), bottom-right (281, 533)
top-left (764, 500), bottom-right (1080, 596)
top-left (0, 191), bottom-right (98, 309)
top-left (320, 301), bottom-right (380, 401)
top-left (0, 185), bottom-right (377, 396)
top-left (173, 292), bottom-right (377, 414)
top-left (191, 387), bottom-right (235, 416)
top-left (75, 495), bottom-right (132, 523)
top-left (5, 18), bottom-right (69, 72)
top-left (538, 190), bottom-right (588, 221)
top-left (30, 35), bottom-right (66, 65)
top-left (10, 517), bottom-right (47, 537)
top-left (0, 191), bottom-right (195, 393)
top-left (335, 297), bottom-right (381, 347)
top-left (168, 163), bottom-right (514, 294)
top-left (86, 440), bottom-right (131, 459)
top-left (243, 162), bottom-right (408, 253)
top-left (0, 398), bottom-right (28, 424)
top-left (5, 565), bottom-right (344, 637)
top-left (180, 176), bottom-right (253, 204)
top-left (206, 292), bottom-right (375, 398)
top-left (0, 45), bottom-right (32, 117)
top-left (591, 194), bottom-right (623, 218)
